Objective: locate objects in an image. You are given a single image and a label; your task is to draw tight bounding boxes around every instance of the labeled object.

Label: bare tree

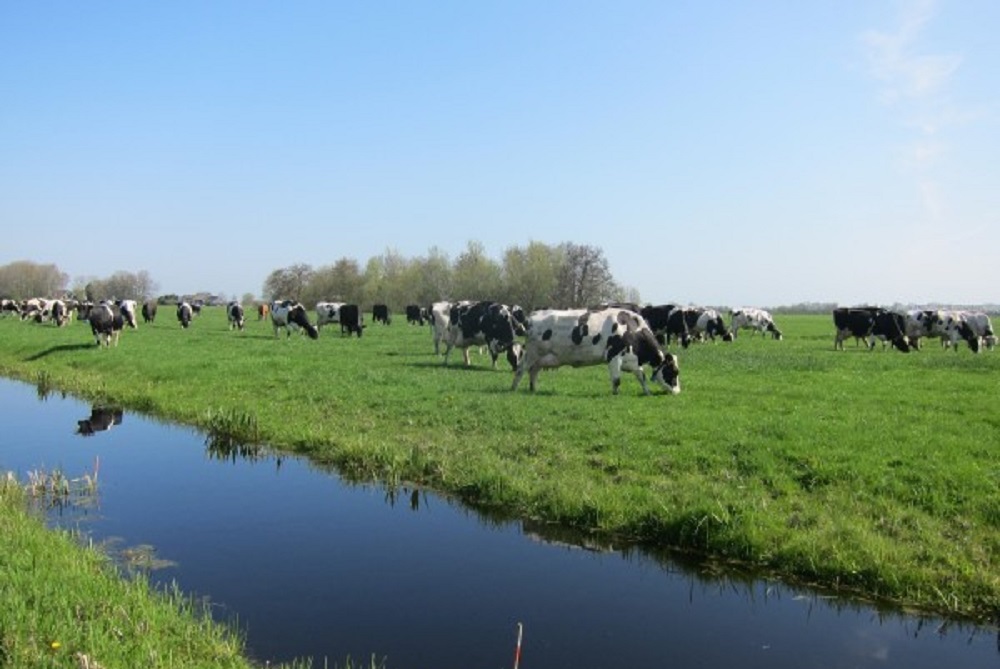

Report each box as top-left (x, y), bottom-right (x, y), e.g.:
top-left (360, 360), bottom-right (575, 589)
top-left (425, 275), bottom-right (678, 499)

top-left (552, 243), bottom-right (617, 308)
top-left (0, 261), bottom-right (68, 299)
top-left (263, 264), bottom-right (314, 301)
top-left (502, 241), bottom-right (558, 310)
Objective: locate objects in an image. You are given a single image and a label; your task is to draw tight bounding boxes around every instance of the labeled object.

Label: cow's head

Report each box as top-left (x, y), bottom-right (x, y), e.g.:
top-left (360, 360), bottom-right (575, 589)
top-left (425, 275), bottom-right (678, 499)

top-left (288, 304), bottom-right (319, 339)
top-left (652, 354), bottom-right (681, 395)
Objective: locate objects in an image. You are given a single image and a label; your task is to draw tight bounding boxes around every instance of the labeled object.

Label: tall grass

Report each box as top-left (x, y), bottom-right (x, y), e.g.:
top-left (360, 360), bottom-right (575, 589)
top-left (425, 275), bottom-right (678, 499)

top-left (0, 308), bottom-right (997, 621)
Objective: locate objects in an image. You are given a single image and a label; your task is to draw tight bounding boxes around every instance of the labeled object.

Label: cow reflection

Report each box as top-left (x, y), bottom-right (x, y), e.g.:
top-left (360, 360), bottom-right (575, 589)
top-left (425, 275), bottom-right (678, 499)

top-left (76, 406), bottom-right (123, 436)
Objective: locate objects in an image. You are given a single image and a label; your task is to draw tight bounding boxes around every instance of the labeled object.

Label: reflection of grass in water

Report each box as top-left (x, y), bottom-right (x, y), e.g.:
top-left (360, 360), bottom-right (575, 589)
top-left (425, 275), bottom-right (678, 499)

top-left (204, 408), bottom-right (269, 462)
top-left (99, 537), bottom-right (178, 573)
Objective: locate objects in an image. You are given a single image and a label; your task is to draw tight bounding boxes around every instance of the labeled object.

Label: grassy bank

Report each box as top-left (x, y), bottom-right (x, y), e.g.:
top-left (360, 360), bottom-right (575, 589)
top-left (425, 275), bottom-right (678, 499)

top-left (0, 310), bottom-right (997, 623)
top-left (0, 476), bottom-right (280, 668)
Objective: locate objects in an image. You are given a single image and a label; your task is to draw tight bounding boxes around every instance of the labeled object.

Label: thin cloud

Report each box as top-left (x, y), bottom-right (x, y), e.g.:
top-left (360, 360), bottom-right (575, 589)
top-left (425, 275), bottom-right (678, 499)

top-left (860, 0), bottom-right (962, 106)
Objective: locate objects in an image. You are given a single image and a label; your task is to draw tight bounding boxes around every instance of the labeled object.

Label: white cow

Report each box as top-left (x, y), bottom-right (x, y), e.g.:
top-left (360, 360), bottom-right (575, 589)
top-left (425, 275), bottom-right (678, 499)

top-left (117, 300), bottom-right (138, 329)
top-left (316, 301), bottom-right (346, 331)
top-left (730, 307), bottom-right (782, 340)
top-left (512, 308), bottom-right (680, 395)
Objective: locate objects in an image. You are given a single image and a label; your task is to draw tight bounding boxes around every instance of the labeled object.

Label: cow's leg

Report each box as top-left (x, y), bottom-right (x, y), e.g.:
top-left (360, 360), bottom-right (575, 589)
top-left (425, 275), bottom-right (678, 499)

top-left (607, 357), bottom-right (624, 395)
top-left (463, 347), bottom-right (472, 366)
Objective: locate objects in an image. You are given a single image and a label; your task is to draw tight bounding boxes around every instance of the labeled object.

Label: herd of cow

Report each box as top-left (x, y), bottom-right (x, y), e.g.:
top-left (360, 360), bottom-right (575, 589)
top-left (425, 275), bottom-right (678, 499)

top-left (3, 296), bottom-right (994, 396)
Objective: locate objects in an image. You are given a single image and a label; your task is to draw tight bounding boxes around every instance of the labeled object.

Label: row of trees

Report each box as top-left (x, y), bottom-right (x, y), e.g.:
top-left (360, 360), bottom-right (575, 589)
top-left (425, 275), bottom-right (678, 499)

top-left (0, 261), bottom-right (158, 303)
top-left (261, 241), bottom-right (638, 312)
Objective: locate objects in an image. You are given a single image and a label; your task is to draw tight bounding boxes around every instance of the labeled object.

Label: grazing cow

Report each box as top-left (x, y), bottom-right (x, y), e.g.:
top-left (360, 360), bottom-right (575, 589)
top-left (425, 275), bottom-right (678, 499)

top-left (258, 303), bottom-right (270, 321)
top-left (903, 309), bottom-right (936, 350)
top-left (339, 304), bottom-right (364, 337)
top-left (88, 302), bottom-right (124, 347)
top-left (936, 310), bottom-right (994, 353)
top-left (271, 300), bottom-right (319, 339)
top-left (512, 308), bottom-right (681, 395)
top-left (372, 304), bottom-right (391, 325)
top-left (730, 307), bottom-right (782, 340)
top-left (141, 300), bottom-right (158, 324)
top-left (833, 307), bottom-right (910, 352)
top-left (177, 301), bottom-right (194, 328)
top-left (405, 304), bottom-right (427, 325)
top-left (443, 301), bottom-right (525, 370)
top-left (316, 301), bottom-right (346, 330)
top-left (684, 308), bottom-right (733, 343)
top-left (227, 301), bottom-right (246, 330)
top-left (76, 406), bottom-right (123, 436)
top-left (1, 299), bottom-right (19, 317)
top-left (115, 300), bottom-right (138, 329)
top-left (50, 299), bottom-right (70, 327)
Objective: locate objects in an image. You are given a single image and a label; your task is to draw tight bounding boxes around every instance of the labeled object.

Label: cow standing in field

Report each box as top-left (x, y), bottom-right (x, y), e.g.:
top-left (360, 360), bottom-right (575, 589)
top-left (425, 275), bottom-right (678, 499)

top-left (833, 307), bottom-right (910, 352)
top-left (730, 308), bottom-right (782, 340)
top-left (118, 300), bottom-right (138, 329)
top-left (443, 300), bottom-right (525, 370)
top-left (512, 307), bottom-right (680, 395)
top-left (405, 304), bottom-right (427, 325)
top-left (684, 308), bottom-right (733, 343)
top-left (227, 302), bottom-right (246, 330)
top-left (89, 302), bottom-right (125, 347)
top-left (430, 301), bottom-right (462, 355)
top-left (177, 302), bottom-right (194, 328)
top-left (316, 302), bottom-right (346, 331)
top-left (142, 300), bottom-right (158, 324)
top-left (372, 304), bottom-right (391, 325)
top-left (50, 299), bottom-right (70, 327)
top-left (271, 300), bottom-right (319, 339)
top-left (258, 303), bottom-right (270, 321)
top-left (339, 304), bottom-right (364, 337)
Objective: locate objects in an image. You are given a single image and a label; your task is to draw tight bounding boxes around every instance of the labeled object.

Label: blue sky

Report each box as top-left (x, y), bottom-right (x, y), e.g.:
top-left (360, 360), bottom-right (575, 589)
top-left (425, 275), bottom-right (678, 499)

top-left (2, 1), bottom-right (997, 306)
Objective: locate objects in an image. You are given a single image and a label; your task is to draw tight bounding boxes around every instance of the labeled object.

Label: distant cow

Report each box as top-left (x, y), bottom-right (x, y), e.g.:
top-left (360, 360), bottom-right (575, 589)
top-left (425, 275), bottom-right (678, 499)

top-left (258, 303), bottom-right (270, 320)
top-left (512, 308), bottom-right (681, 395)
top-left (372, 304), bottom-right (391, 325)
top-left (316, 301), bottom-right (346, 331)
top-left (730, 308), bottom-right (782, 340)
top-left (1, 299), bottom-right (19, 317)
top-left (89, 302), bottom-right (125, 347)
top-left (936, 310), bottom-right (994, 353)
top-left (684, 308), bottom-right (733, 343)
top-left (227, 301), bottom-right (245, 330)
top-left (177, 302), bottom-right (194, 329)
top-left (405, 304), bottom-right (427, 325)
top-left (271, 300), bottom-right (319, 339)
top-left (444, 301), bottom-right (525, 370)
top-left (50, 299), bottom-right (70, 327)
top-left (141, 300), bottom-right (158, 324)
top-left (833, 307), bottom-right (910, 352)
top-left (339, 304), bottom-right (364, 337)
top-left (117, 300), bottom-right (138, 329)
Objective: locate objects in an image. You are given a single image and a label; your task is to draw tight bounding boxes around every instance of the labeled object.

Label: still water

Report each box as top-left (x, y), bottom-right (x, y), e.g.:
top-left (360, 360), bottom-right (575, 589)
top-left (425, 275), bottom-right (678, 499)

top-left (1, 377), bottom-right (996, 668)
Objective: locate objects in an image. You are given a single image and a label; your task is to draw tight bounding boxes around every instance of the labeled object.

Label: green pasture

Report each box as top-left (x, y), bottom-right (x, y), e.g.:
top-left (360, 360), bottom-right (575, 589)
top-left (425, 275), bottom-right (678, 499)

top-left (0, 309), bottom-right (997, 622)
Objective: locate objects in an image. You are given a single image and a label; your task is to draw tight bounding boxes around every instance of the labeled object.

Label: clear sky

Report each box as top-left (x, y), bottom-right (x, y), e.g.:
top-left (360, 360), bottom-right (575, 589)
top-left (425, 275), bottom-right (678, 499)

top-left (2, 1), bottom-right (997, 307)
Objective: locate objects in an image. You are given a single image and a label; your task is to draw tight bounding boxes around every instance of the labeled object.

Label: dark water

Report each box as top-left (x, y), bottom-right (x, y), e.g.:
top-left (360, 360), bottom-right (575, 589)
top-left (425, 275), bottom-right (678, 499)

top-left (1, 378), bottom-right (996, 669)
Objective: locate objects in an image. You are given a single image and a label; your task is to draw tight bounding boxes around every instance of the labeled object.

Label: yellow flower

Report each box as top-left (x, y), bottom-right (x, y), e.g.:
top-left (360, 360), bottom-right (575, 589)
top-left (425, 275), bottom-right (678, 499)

top-left (50, 641), bottom-right (61, 650)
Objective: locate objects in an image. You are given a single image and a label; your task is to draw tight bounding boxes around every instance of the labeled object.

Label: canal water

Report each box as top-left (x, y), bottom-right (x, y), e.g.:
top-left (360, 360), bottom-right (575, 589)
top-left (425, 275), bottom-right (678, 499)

top-left (1, 377), bottom-right (996, 668)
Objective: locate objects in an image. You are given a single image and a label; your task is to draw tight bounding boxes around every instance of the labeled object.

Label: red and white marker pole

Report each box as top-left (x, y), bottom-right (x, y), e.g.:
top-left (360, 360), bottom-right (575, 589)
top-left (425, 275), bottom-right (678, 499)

top-left (513, 622), bottom-right (524, 669)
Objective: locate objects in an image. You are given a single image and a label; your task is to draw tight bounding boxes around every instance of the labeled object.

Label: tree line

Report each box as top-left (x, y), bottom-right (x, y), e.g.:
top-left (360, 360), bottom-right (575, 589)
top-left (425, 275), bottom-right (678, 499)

top-left (0, 241), bottom-right (636, 313)
top-left (263, 241), bottom-right (638, 312)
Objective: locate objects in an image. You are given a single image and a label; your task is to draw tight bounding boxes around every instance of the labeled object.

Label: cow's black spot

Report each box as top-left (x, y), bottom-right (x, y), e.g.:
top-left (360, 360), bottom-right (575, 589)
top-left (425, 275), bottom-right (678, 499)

top-left (571, 324), bottom-right (589, 345)
top-left (542, 329), bottom-right (553, 341)
top-left (591, 333), bottom-right (602, 345)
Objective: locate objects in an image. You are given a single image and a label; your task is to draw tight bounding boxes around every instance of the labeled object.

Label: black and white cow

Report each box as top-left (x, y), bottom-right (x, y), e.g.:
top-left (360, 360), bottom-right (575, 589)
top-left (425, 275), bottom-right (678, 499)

top-left (142, 300), bottom-right (158, 324)
top-left (339, 304), bottom-right (364, 337)
top-left (405, 304), bottom-right (427, 325)
top-left (50, 299), bottom-right (70, 327)
top-left (271, 300), bottom-right (319, 339)
top-left (512, 308), bottom-right (681, 395)
top-left (177, 301), bottom-right (194, 329)
top-left (430, 301), bottom-right (459, 355)
top-left (117, 300), bottom-right (138, 329)
top-left (443, 300), bottom-right (525, 370)
top-left (88, 302), bottom-right (125, 347)
top-left (1, 299), bottom-right (19, 317)
top-left (316, 301), bottom-right (346, 331)
top-left (730, 307), bottom-right (782, 340)
top-left (833, 307), bottom-right (910, 352)
top-left (936, 310), bottom-right (994, 353)
top-left (372, 304), bottom-right (391, 325)
top-left (227, 301), bottom-right (245, 330)
top-left (684, 308), bottom-right (733, 343)
top-left (76, 406), bottom-right (123, 436)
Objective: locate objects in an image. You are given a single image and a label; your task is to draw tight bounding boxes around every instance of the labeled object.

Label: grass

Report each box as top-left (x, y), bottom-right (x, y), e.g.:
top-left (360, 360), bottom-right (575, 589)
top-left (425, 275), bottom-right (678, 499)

top-left (0, 309), bottom-right (998, 624)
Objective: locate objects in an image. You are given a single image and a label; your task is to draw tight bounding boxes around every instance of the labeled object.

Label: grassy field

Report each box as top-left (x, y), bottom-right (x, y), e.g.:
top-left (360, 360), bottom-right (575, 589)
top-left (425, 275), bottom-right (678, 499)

top-left (0, 308), bottom-right (998, 624)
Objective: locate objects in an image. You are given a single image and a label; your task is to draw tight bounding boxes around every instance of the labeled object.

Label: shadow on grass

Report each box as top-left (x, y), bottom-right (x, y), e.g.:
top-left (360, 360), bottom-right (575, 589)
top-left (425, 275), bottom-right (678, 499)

top-left (24, 343), bottom-right (97, 361)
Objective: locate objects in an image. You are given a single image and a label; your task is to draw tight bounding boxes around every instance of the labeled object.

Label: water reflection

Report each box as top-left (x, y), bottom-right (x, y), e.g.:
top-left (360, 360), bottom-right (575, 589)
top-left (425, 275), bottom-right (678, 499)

top-left (1, 376), bottom-right (997, 669)
top-left (75, 405), bottom-right (123, 437)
